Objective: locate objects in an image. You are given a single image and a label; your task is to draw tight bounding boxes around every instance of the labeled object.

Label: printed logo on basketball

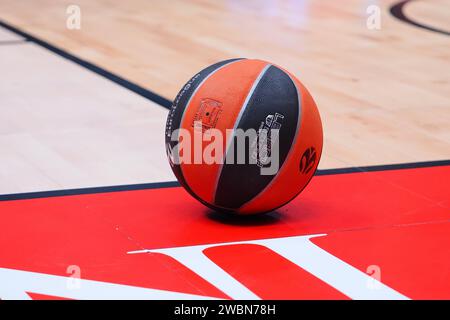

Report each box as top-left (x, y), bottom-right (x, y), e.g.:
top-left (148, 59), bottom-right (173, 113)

top-left (192, 98), bottom-right (222, 133)
top-left (250, 112), bottom-right (284, 167)
top-left (299, 147), bottom-right (316, 174)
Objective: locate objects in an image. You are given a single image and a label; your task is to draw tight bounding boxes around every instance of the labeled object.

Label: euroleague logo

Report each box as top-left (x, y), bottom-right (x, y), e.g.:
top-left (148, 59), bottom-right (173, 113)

top-left (299, 147), bottom-right (316, 174)
top-left (192, 98), bottom-right (223, 132)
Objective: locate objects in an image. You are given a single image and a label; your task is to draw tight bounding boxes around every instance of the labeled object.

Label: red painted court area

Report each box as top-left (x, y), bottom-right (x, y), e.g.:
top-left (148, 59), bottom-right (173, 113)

top-left (0, 164), bottom-right (449, 299)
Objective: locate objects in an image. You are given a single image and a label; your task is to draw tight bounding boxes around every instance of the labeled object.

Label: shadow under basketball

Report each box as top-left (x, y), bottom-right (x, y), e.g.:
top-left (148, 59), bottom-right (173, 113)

top-left (206, 209), bottom-right (282, 226)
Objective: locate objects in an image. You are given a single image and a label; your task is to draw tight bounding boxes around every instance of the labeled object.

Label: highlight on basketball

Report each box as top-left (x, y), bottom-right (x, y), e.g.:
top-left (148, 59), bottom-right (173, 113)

top-left (0, 0), bottom-right (448, 313)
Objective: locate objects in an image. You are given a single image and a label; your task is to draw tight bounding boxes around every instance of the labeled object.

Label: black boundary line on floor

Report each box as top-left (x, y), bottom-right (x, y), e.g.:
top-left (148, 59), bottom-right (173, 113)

top-left (1, 159), bottom-right (449, 201)
top-left (0, 19), bottom-right (173, 108)
top-left (0, 181), bottom-right (180, 201)
top-left (390, 0), bottom-right (450, 36)
top-left (315, 159), bottom-right (450, 175)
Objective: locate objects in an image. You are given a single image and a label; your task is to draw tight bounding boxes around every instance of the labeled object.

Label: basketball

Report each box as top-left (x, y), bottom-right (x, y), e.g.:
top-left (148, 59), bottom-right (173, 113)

top-left (165, 58), bottom-right (323, 214)
top-left (3, 1), bottom-right (448, 301)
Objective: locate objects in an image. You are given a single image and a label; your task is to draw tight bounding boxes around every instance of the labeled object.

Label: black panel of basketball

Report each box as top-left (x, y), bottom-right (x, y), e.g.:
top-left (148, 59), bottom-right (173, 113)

top-left (214, 65), bottom-right (300, 209)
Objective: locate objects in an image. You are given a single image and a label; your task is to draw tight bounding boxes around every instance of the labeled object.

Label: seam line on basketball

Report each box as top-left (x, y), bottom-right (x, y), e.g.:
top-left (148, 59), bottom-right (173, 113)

top-left (177, 59), bottom-right (244, 196)
top-left (211, 63), bottom-right (272, 203)
top-left (238, 68), bottom-right (303, 211)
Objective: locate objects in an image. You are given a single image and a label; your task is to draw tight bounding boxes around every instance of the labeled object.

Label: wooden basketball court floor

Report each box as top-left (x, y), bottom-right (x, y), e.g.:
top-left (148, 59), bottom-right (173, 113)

top-left (0, 0), bottom-right (449, 299)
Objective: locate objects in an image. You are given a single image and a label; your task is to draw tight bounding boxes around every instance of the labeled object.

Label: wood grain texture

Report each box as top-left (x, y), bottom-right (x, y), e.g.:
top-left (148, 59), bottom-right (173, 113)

top-left (405, 0), bottom-right (450, 32)
top-left (0, 43), bottom-right (172, 194)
